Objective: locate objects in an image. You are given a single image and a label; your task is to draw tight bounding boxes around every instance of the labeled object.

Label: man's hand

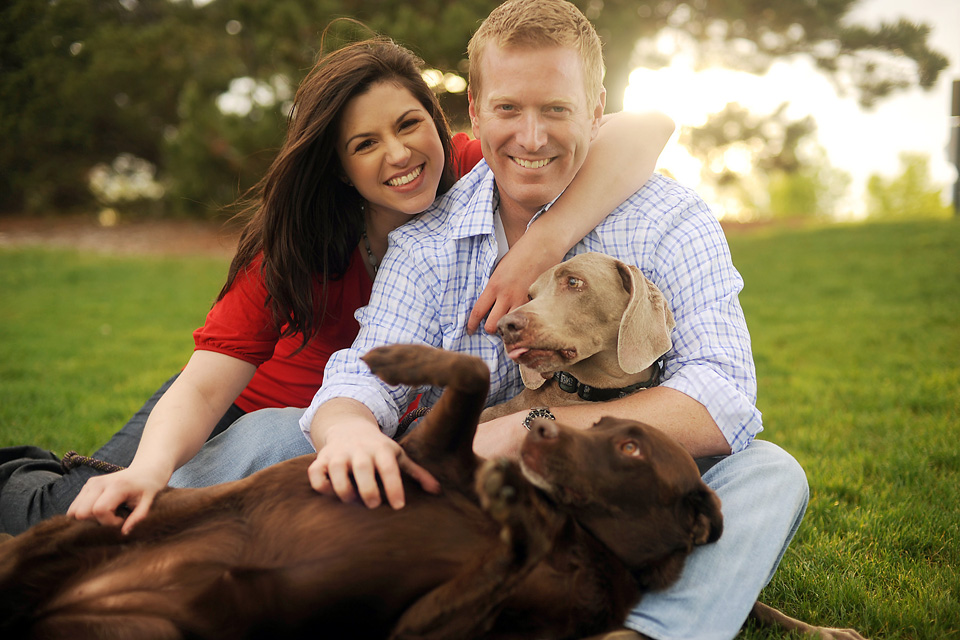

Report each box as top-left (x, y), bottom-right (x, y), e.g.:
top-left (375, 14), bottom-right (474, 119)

top-left (474, 412), bottom-right (530, 459)
top-left (307, 421), bottom-right (440, 510)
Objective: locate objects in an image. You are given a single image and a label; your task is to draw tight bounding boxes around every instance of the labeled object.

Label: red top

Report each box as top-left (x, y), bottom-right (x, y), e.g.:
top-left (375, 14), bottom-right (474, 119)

top-left (193, 132), bottom-right (482, 412)
top-left (452, 131), bottom-right (484, 179)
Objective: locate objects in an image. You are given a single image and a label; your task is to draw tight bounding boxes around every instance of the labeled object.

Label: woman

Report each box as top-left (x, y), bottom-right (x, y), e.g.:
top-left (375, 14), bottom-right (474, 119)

top-left (0, 36), bottom-right (673, 536)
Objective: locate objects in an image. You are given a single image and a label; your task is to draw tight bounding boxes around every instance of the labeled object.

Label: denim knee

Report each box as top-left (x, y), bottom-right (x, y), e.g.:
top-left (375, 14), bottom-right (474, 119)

top-left (169, 407), bottom-right (311, 488)
top-left (710, 439), bottom-right (809, 585)
top-left (624, 439), bottom-right (809, 640)
top-left (751, 439), bottom-right (809, 523)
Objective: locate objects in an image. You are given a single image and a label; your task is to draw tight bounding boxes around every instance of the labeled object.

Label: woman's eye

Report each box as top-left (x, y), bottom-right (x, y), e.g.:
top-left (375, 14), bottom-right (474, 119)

top-left (400, 118), bottom-right (421, 131)
top-left (354, 139), bottom-right (374, 152)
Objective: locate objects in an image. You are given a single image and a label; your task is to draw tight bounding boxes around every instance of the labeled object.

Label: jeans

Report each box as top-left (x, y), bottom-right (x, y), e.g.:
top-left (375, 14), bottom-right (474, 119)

top-left (170, 407), bottom-right (809, 640)
top-left (625, 439), bottom-right (808, 640)
top-left (0, 374), bottom-right (245, 535)
top-left (169, 407), bottom-right (313, 487)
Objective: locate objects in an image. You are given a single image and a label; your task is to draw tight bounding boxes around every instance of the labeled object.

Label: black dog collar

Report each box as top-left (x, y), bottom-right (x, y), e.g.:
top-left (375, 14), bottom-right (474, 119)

top-left (552, 358), bottom-right (662, 402)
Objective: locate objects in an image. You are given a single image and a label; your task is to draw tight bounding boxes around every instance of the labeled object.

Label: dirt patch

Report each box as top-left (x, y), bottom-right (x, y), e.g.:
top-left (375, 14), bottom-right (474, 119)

top-left (0, 214), bottom-right (241, 258)
top-left (0, 213), bottom-right (778, 259)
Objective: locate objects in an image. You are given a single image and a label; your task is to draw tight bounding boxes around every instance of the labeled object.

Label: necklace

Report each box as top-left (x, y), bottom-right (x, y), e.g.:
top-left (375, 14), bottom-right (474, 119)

top-left (360, 203), bottom-right (379, 274)
top-left (362, 228), bottom-right (378, 273)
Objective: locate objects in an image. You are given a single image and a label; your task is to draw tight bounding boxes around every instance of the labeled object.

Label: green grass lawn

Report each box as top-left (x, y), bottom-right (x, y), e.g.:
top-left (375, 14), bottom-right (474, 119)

top-left (729, 221), bottom-right (960, 639)
top-left (0, 248), bottom-right (229, 453)
top-left (1, 220), bottom-right (958, 638)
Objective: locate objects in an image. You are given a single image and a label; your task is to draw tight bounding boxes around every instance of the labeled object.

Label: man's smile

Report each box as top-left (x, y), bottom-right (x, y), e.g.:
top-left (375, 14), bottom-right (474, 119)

top-left (511, 157), bottom-right (554, 169)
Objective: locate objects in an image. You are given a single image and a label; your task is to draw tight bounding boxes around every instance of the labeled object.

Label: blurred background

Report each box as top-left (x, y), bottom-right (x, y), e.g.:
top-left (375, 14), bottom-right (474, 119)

top-left (1, 0), bottom-right (957, 223)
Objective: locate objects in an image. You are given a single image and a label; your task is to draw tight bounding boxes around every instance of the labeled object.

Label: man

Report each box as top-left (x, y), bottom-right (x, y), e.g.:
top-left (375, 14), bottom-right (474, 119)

top-left (302, 1), bottom-right (808, 638)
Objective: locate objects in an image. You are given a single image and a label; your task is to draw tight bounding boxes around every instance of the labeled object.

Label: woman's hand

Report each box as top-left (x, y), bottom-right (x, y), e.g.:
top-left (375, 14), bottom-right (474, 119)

top-left (67, 466), bottom-right (168, 535)
top-left (67, 350), bottom-right (257, 536)
top-left (307, 420), bottom-right (439, 510)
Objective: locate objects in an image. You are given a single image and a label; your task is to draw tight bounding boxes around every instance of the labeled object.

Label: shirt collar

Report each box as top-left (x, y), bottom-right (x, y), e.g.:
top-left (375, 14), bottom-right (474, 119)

top-left (446, 164), bottom-right (497, 241)
top-left (445, 162), bottom-right (560, 241)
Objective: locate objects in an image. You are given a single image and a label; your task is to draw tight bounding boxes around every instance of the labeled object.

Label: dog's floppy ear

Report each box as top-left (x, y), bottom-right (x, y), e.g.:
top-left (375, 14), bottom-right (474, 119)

top-left (519, 364), bottom-right (548, 389)
top-left (616, 262), bottom-right (676, 374)
top-left (686, 484), bottom-right (723, 546)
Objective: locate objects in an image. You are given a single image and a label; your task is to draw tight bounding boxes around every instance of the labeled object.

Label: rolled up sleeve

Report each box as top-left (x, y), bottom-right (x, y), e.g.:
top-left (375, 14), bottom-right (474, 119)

top-left (300, 241), bottom-right (442, 439)
top-left (646, 191), bottom-right (761, 452)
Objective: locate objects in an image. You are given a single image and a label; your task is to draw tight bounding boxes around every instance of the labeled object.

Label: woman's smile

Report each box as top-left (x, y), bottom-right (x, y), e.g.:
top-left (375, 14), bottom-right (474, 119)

top-left (338, 82), bottom-right (445, 221)
top-left (386, 164), bottom-right (424, 187)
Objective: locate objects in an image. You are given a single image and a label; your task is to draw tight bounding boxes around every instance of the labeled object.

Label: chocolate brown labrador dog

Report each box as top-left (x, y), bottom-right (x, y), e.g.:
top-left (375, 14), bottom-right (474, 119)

top-left (481, 252), bottom-right (868, 640)
top-left (0, 344), bottom-right (723, 640)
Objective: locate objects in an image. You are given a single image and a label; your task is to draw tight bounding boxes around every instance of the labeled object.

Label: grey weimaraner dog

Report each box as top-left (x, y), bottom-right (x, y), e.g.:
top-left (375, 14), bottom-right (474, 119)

top-left (481, 252), bottom-right (674, 421)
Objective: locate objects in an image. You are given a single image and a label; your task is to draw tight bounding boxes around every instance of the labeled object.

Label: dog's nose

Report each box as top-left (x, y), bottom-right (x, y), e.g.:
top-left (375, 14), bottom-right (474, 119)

top-left (497, 312), bottom-right (528, 338)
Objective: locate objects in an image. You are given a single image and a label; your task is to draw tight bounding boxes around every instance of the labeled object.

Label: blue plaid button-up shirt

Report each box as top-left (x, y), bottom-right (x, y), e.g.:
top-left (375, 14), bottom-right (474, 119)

top-left (302, 162), bottom-right (761, 452)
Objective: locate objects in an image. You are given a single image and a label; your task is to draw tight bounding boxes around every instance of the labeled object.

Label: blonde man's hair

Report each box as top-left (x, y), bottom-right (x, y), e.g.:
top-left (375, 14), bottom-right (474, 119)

top-left (467, 0), bottom-right (605, 106)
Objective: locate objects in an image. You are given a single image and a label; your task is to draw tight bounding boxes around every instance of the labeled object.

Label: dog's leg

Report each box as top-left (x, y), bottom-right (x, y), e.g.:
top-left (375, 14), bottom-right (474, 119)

top-left (388, 459), bottom-right (565, 640)
top-left (749, 601), bottom-right (869, 639)
top-left (32, 613), bottom-right (184, 640)
top-left (363, 345), bottom-right (490, 470)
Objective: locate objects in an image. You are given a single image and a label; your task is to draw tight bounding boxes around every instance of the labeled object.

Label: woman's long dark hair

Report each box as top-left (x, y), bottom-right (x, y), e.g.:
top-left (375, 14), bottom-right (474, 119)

top-left (220, 34), bottom-right (458, 350)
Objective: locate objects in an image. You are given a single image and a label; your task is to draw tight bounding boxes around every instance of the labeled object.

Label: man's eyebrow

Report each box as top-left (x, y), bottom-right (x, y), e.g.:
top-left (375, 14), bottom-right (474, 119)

top-left (484, 94), bottom-right (578, 108)
top-left (343, 108), bottom-right (423, 149)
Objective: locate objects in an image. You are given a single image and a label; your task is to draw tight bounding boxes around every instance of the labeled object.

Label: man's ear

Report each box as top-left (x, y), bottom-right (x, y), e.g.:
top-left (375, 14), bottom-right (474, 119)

top-left (468, 88), bottom-right (481, 139)
top-left (591, 87), bottom-right (606, 139)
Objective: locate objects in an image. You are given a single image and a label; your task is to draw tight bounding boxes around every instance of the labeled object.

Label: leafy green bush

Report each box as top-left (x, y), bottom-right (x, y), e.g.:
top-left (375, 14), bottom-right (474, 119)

top-left (866, 153), bottom-right (953, 220)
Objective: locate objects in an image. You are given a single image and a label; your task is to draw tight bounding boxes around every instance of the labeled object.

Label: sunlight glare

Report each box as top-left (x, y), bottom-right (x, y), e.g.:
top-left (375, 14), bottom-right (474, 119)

top-left (624, 55), bottom-right (853, 218)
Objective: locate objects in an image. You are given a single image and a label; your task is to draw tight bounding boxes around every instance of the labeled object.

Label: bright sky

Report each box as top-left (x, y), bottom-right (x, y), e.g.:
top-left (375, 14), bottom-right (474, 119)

top-left (623, 0), bottom-right (960, 218)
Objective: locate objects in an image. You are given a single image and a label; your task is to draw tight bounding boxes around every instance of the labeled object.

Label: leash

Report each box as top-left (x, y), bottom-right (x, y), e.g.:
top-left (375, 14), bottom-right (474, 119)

top-left (61, 451), bottom-right (126, 474)
top-left (394, 406), bottom-right (430, 439)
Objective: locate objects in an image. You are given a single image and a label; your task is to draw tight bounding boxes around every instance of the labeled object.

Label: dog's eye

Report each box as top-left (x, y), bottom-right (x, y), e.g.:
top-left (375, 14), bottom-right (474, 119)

top-left (619, 440), bottom-right (642, 457)
top-left (566, 277), bottom-right (583, 289)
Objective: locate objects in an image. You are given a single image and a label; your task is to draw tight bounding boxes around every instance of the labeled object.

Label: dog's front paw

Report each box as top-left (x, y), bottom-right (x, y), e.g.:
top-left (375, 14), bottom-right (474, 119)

top-left (477, 458), bottom-right (523, 527)
top-left (477, 459), bottom-right (561, 565)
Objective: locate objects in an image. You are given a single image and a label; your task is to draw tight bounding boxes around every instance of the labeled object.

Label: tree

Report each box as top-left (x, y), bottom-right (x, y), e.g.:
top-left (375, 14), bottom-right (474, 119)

top-left (866, 153), bottom-right (952, 220)
top-left (590, 0), bottom-right (948, 111)
top-left (0, 0), bottom-right (226, 212)
top-left (0, 0), bottom-right (950, 215)
top-left (682, 102), bottom-right (851, 220)
top-left (325, 0), bottom-right (950, 119)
